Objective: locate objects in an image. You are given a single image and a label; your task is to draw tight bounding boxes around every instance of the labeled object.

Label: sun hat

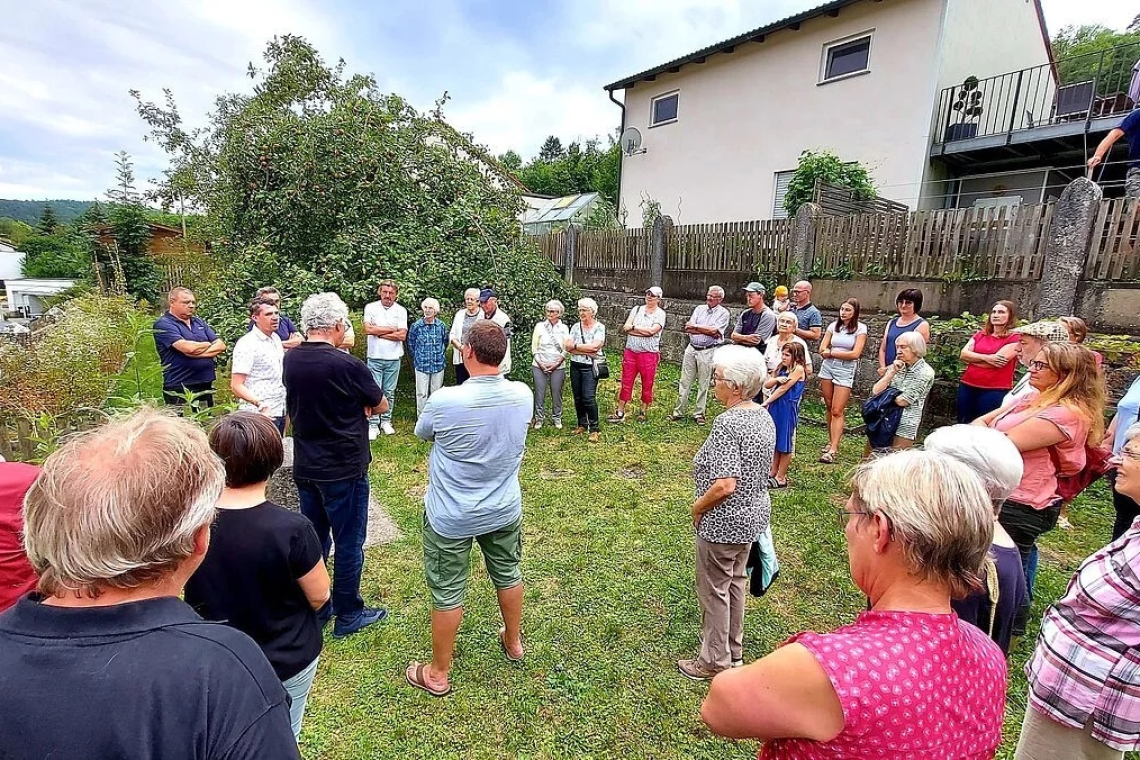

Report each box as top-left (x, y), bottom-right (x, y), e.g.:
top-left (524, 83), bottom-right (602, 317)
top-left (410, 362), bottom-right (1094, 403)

top-left (1014, 320), bottom-right (1068, 343)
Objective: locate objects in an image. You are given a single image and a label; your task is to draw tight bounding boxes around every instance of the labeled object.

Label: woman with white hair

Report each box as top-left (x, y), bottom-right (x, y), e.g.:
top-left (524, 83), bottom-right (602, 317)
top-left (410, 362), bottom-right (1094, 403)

top-left (531, 299), bottom-right (570, 430)
top-left (564, 297), bottom-right (606, 443)
top-left (678, 345), bottom-right (775, 681)
top-left (870, 331), bottom-right (935, 449)
top-left (449, 288), bottom-right (482, 384)
top-left (701, 450), bottom-right (1007, 757)
top-left (407, 297), bottom-right (449, 416)
top-left (925, 424), bottom-right (1028, 654)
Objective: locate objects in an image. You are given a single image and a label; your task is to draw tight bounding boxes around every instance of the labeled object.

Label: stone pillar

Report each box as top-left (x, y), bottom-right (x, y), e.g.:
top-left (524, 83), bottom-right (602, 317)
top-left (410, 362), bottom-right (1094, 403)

top-left (563, 224), bottom-right (578, 285)
top-left (791, 202), bottom-right (821, 280)
top-left (1036, 178), bottom-right (1101, 319)
top-left (649, 215), bottom-right (670, 288)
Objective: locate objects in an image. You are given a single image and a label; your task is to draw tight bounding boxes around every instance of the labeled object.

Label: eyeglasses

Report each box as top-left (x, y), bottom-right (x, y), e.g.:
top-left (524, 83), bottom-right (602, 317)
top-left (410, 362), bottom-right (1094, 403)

top-left (837, 508), bottom-right (871, 529)
top-left (710, 373), bottom-right (731, 388)
top-left (1028, 360), bottom-right (1050, 372)
top-left (1112, 449), bottom-right (1140, 464)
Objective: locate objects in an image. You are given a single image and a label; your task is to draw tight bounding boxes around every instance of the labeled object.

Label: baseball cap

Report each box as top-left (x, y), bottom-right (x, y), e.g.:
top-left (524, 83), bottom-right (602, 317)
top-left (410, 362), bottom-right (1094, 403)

top-left (774, 285), bottom-right (789, 298)
top-left (1014, 320), bottom-right (1068, 343)
top-left (478, 288), bottom-right (496, 302)
top-left (645, 286), bottom-right (663, 298)
top-left (742, 282), bottom-right (766, 294)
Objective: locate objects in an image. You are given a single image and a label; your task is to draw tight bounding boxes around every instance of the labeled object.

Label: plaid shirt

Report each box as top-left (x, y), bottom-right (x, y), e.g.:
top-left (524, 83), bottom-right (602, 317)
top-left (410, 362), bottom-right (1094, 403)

top-left (407, 318), bottom-right (449, 374)
top-left (1025, 518), bottom-right (1140, 751)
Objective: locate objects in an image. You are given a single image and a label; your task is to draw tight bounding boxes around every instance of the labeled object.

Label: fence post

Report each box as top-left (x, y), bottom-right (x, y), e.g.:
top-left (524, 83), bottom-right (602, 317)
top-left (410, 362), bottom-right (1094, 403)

top-left (790, 202), bottom-right (821, 279)
top-left (1035, 178), bottom-right (1101, 319)
top-left (649, 216), bottom-right (670, 287)
top-left (563, 225), bottom-right (578, 285)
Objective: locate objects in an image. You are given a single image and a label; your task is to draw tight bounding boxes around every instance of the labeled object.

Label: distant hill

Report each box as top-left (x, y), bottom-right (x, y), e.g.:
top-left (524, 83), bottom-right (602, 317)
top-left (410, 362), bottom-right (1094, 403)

top-left (0, 199), bottom-right (96, 226)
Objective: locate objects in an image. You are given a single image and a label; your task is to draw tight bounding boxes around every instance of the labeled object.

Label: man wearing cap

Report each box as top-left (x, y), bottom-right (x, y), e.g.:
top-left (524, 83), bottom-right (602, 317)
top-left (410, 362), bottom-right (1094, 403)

top-left (672, 286), bottom-right (731, 425)
top-left (730, 282), bottom-right (777, 354)
top-left (364, 280), bottom-right (408, 438)
top-left (789, 280), bottom-right (823, 343)
top-left (479, 289), bottom-right (513, 376)
top-left (1003, 320), bottom-right (1070, 406)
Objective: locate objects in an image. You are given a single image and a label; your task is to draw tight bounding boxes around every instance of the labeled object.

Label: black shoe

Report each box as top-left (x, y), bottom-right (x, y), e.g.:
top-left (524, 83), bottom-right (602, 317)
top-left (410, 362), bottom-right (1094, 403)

top-left (333, 607), bottom-right (388, 638)
top-left (316, 601), bottom-right (333, 628)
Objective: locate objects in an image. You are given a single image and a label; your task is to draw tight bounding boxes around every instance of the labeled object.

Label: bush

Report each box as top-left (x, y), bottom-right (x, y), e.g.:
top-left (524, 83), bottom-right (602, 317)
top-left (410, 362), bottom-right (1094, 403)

top-left (784, 150), bottom-right (875, 217)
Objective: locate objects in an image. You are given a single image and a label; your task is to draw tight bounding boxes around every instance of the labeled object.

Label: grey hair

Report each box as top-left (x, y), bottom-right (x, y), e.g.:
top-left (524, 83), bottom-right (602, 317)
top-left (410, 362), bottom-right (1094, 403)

top-left (776, 311), bottom-right (797, 327)
top-left (896, 330), bottom-right (928, 358)
top-left (421, 297), bottom-right (441, 311)
top-left (24, 408), bottom-right (223, 597)
top-left (577, 297), bottom-right (599, 316)
top-left (708, 286), bottom-right (725, 297)
top-left (167, 286), bottom-right (192, 303)
top-left (301, 292), bottom-right (349, 333)
top-left (465, 287), bottom-right (480, 299)
top-left (545, 299), bottom-right (565, 314)
top-left (849, 449), bottom-right (994, 600)
top-left (923, 425), bottom-right (1024, 512)
top-left (712, 344), bottom-right (768, 398)
top-left (1125, 422), bottom-right (1140, 444)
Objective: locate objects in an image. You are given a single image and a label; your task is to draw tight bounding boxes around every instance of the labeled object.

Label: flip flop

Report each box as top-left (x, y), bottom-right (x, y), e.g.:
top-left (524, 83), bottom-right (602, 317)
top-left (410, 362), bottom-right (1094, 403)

top-left (405, 661), bottom-right (451, 697)
top-left (499, 627), bottom-right (524, 663)
top-left (767, 477), bottom-right (788, 489)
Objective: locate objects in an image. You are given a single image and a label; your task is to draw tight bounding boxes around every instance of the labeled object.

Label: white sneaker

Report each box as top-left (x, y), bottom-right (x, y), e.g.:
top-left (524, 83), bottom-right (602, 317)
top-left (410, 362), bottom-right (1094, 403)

top-left (553, 420), bottom-right (563, 430)
top-left (368, 425), bottom-right (379, 441)
top-left (533, 421), bottom-right (543, 430)
top-left (381, 422), bottom-right (395, 436)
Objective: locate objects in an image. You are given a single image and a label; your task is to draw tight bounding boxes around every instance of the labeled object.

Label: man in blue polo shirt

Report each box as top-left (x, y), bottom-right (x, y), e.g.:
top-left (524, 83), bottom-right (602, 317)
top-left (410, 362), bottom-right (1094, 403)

top-left (1089, 110), bottom-right (1140, 198)
top-left (789, 280), bottom-right (823, 343)
top-left (153, 287), bottom-right (226, 409)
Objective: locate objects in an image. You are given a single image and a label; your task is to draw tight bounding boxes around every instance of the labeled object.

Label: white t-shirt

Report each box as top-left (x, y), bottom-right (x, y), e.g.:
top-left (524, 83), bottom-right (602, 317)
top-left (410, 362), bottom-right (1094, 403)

top-left (825, 321), bottom-right (868, 354)
top-left (624, 306), bottom-right (667, 353)
top-left (363, 301), bottom-right (408, 360)
top-left (764, 335), bottom-right (813, 374)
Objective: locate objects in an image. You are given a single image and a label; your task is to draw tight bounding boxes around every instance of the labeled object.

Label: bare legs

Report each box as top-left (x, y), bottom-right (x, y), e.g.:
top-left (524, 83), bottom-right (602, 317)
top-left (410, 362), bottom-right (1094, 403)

top-left (821, 380), bottom-right (851, 455)
top-left (420, 583), bottom-right (524, 692)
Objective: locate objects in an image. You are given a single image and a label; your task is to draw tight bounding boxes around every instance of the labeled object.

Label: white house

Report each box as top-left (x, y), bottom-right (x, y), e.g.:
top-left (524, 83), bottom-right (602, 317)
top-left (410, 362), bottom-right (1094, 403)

top-left (0, 241), bottom-right (25, 287)
top-left (5, 279), bottom-right (77, 317)
top-left (604, 0), bottom-right (1056, 223)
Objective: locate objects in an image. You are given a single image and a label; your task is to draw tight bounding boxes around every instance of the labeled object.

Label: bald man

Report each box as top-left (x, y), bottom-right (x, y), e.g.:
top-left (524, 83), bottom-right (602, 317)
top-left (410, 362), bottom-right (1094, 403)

top-left (789, 281), bottom-right (822, 343)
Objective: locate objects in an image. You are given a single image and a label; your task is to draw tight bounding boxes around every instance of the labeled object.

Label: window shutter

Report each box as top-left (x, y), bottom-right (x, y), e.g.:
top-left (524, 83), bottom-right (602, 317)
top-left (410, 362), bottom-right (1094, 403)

top-left (772, 171), bottom-right (795, 219)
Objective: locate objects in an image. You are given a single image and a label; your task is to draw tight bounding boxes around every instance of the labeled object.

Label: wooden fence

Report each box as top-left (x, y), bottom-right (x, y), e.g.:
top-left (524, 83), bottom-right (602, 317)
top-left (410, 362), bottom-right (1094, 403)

top-left (1086, 198), bottom-right (1140, 280)
top-left (0, 410), bottom-right (105, 463)
top-left (666, 219), bottom-right (794, 272)
top-left (155, 252), bottom-right (219, 293)
top-left (814, 180), bottom-right (909, 216)
top-left (577, 227), bottom-right (651, 270)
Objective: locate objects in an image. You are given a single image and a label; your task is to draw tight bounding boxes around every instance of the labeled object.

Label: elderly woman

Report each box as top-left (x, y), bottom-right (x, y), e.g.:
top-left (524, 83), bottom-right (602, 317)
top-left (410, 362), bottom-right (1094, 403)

top-left (877, 288), bottom-right (930, 376)
top-left (610, 286), bottom-right (666, 423)
top-left (956, 300), bottom-right (1020, 423)
top-left (925, 425), bottom-right (1028, 655)
top-left (449, 287), bottom-right (482, 384)
top-left (678, 345), bottom-right (775, 681)
top-left (1015, 421), bottom-right (1140, 759)
top-left (701, 450), bottom-right (1007, 757)
top-left (531, 299), bottom-right (570, 430)
top-left (870, 331), bottom-right (935, 450)
top-left (763, 311), bottom-right (813, 377)
top-left (564, 297), bottom-right (606, 444)
top-left (1104, 372), bottom-right (1140, 540)
top-left (977, 342), bottom-right (1105, 637)
top-left (407, 297), bottom-right (449, 417)
top-left (185, 412), bottom-right (331, 740)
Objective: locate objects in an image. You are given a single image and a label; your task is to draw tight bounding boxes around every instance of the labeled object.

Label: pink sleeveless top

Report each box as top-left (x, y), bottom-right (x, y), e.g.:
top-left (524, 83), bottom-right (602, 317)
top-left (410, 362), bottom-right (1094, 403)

top-left (760, 611), bottom-right (1007, 759)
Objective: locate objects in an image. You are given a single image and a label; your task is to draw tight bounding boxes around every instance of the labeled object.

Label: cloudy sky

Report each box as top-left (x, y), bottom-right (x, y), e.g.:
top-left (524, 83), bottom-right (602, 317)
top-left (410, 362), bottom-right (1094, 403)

top-left (0, 0), bottom-right (1135, 200)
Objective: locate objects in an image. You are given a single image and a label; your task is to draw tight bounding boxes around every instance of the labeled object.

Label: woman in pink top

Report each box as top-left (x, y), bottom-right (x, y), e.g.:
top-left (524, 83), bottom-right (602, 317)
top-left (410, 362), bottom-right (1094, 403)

top-left (700, 450), bottom-right (1007, 758)
top-left (956, 300), bottom-right (1020, 423)
top-left (975, 342), bottom-right (1105, 637)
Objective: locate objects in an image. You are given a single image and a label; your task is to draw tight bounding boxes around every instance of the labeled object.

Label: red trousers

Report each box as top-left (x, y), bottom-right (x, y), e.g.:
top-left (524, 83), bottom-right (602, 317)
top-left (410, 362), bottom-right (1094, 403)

top-left (619, 349), bottom-right (661, 405)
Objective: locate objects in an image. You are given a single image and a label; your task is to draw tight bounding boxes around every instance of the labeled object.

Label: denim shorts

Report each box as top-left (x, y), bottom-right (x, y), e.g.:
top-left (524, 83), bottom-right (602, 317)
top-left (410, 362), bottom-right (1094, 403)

top-left (422, 514), bottom-right (522, 610)
top-left (818, 358), bottom-right (857, 388)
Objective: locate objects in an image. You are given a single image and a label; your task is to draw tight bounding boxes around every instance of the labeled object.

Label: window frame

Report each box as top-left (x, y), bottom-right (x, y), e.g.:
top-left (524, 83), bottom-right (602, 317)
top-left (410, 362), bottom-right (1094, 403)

top-left (819, 31), bottom-right (873, 85)
top-left (649, 91), bottom-right (680, 128)
top-left (772, 170), bottom-right (796, 220)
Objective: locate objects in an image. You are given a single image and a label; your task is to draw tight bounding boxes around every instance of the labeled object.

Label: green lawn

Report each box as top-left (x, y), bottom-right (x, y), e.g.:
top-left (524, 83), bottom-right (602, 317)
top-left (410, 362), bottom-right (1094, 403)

top-left (290, 362), bottom-right (1116, 759)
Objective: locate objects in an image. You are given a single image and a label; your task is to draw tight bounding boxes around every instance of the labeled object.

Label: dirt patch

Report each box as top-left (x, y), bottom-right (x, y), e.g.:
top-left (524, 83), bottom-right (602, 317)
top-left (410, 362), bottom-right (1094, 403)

top-left (617, 464), bottom-right (646, 480)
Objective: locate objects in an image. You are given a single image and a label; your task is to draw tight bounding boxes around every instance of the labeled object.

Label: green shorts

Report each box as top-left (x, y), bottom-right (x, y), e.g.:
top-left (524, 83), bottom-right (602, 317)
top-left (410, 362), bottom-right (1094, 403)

top-left (422, 513), bottom-right (523, 611)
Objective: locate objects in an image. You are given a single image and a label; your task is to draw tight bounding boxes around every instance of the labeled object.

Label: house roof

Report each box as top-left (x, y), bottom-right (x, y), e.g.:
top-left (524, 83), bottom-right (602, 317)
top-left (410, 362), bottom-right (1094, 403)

top-left (521, 193), bottom-right (601, 226)
top-left (604, 0), bottom-right (1051, 91)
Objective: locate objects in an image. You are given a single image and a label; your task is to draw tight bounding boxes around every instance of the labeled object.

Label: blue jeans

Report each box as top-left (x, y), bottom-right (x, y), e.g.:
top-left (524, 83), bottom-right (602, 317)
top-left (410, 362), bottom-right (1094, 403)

top-left (295, 474), bottom-right (369, 621)
top-left (956, 383), bottom-right (1008, 424)
top-left (367, 358), bottom-right (401, 423)
top-left (282, 656), bottom-right (319, 739)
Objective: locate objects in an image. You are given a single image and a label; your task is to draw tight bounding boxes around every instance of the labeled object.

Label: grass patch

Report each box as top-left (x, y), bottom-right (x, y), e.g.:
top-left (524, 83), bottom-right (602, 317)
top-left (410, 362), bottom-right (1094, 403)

top-left (289, 362), bottom-right (1117, 758)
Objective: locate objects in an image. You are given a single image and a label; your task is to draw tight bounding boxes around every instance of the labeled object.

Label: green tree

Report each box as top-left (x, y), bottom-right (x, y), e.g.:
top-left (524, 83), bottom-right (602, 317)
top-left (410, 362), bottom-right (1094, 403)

top-left (783, 150), bottom-right (876, 217)
top-left (1052, 25), bottom-right (1140, 96)
top-left (515, 136), bottom-right (621, 203)
top-left (94, 153), bottom-right (161, 303)
top-left (0, 217), bottom-right (35, 246)
top-left (20, 234), bottom-right (90, 279)
top-left (37, 205), bottom-right (60, 235)
top-left (538, 136), bottom-right (565, 162)
top-left (498, 150), bottom-right (522, 172)
top-left (133, 35), bottom-right (571, 374)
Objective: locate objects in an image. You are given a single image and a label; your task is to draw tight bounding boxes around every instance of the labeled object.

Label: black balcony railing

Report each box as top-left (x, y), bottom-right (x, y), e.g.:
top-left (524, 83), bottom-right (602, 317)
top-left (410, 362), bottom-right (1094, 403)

top-left (933, 41), bottom-right (1140, 145)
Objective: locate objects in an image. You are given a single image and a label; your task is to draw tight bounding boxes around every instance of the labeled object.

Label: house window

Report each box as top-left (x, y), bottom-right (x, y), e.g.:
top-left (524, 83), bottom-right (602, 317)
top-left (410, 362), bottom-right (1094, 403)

top-left (821, 33), bottom-right (872, 83)
top-left (650, 92), bottom-right (679, 126)
top-left (772, 170), bottom-right (795, 219)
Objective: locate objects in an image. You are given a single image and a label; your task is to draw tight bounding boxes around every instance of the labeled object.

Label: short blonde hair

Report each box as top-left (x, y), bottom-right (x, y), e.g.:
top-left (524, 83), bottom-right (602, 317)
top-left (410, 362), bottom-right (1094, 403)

top-left (849, 450), bottom-right (993, 599)
top-left (713, 344), bottom-right (768, 398)
top-left (24, 408), bottom-right (224, 597)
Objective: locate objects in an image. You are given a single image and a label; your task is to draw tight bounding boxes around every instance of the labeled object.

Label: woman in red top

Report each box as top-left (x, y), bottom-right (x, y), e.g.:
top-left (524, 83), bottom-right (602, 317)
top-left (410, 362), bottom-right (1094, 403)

top-left (956, 300), bottom-right (1020, 423)
top-left (0, 456), bottom-right (39, 613)
top-left (700, 450), bottom-right (1007, 759)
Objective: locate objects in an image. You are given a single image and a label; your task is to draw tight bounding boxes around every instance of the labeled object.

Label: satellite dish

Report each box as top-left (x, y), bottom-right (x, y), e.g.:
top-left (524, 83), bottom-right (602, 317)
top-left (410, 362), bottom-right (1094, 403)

top-left (621, 127), bottom-right (646, 156)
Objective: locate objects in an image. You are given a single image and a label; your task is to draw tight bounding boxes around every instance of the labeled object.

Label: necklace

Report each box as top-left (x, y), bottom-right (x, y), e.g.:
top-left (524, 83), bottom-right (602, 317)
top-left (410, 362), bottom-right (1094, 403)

top-left (724, 397), bottom-right (752, 412)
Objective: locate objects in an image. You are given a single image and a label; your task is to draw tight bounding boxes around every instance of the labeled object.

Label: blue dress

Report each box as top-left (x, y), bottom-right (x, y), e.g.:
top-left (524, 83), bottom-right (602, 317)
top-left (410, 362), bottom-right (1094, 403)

top-left (768, 366), bottom-right (805, 454)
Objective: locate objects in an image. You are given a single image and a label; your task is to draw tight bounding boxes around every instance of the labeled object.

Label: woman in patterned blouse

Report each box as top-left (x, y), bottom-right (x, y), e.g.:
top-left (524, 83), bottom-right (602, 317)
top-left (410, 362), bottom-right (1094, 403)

top-left (869, 331), bottom-right (936, 450)
top-left (701, 450), bottom-right (1008, 758)
top-left (678, 345), bottom-right (776, 682)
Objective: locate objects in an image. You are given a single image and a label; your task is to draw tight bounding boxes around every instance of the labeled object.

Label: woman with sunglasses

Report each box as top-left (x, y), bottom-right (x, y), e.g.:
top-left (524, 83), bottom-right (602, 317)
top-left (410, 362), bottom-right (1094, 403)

top-left (701, 450), bottom-right (1006, 757)
top-left (611, 287), bottom-right (667, 423)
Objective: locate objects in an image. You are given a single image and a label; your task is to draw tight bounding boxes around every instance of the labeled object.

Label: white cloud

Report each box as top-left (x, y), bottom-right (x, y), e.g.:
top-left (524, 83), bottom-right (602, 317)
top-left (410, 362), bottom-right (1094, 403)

top-left (1039, 0), bottom-right (1135, 34)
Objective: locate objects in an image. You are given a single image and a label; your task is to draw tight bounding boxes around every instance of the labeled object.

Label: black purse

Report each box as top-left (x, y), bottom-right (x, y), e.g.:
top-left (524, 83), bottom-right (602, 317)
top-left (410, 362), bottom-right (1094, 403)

top-left (592, 355), bottom-right (610, 380)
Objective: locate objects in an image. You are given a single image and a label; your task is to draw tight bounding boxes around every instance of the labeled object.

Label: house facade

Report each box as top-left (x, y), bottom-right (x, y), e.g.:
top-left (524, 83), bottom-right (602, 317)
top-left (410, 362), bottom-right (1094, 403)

top-left (605, 0), bottom-right (1054, 223)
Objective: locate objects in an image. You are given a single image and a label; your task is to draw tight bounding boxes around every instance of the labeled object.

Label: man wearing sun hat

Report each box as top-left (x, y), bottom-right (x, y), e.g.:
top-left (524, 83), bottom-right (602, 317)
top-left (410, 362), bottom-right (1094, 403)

top-left (1003, 320), bottom-right (1070, 406)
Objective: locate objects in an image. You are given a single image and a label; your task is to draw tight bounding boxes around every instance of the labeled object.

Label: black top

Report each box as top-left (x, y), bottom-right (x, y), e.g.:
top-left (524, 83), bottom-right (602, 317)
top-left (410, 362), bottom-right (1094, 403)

top-left (0, 595), bottom-right (299, 759)
top-left (283, 341), bottom-right (384, 481)
top-left (184, 502), bottom-right (324, 681)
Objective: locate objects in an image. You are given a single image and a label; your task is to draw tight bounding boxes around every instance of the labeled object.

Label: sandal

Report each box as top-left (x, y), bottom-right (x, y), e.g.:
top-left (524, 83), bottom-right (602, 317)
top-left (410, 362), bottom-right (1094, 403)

top-left (694, 415), bottom-right (706, 426)
top-left (406, 661), bottom-right (451, 697)
top-left (607, 411), bottom-right (626, 423)
top-left (818, 450), bottom-right (836, 464)
top-left (637, 412), bottom-right (647, 423)
top-left (767, 477), bottom-right (788, 489)
top-left (499, 627), bottom-right (524, 663)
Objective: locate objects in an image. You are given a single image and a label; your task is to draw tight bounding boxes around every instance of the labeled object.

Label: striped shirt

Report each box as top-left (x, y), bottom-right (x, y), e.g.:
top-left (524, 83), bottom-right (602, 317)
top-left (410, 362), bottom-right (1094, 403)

top-left (1025, 518), bottom-right (1140, 751)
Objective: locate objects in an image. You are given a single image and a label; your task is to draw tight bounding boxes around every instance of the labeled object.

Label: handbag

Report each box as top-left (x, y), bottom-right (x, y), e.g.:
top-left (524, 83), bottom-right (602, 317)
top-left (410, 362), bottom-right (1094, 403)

top-left (592, 354), bottom-right (610, 380)
top-left (1052, 442), bottom-right (1113, 503)
top-left (746, 527), bottom-right (780, 597)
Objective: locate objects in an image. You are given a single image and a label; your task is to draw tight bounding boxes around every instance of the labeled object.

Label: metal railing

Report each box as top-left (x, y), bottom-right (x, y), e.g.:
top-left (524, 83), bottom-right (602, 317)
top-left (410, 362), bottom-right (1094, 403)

top-left (933, 41), bottom-right (1140, 145)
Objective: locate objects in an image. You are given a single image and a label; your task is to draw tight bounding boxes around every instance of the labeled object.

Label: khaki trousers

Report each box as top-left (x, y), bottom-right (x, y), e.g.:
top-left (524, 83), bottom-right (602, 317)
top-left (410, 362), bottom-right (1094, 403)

top-left (696, 536), bottom-right (750, 671)
top-left (1014, 705), bottom-right (1124, 760)
top-left (675, 344), bottom-right (716, 418)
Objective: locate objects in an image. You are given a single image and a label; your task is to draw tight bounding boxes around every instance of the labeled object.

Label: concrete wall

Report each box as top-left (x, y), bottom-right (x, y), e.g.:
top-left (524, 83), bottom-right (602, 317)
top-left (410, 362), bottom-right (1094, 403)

top-left (618, 0), bottom-right (944, 223)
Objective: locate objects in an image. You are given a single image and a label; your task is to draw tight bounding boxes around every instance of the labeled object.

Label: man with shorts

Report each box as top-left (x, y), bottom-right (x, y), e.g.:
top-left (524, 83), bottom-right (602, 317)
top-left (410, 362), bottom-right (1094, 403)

top-left (406, 321), bottom-right (532, 697)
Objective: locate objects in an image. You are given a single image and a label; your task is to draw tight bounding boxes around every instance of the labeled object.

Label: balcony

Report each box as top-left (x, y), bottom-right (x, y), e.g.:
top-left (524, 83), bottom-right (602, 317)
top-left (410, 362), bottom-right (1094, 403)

top-left (930, 41), bottom-right (1139, 168)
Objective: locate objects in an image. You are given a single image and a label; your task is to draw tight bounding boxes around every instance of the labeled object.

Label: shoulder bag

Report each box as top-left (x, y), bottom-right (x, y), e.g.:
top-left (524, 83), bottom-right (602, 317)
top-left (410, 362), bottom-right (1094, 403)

top-left (579, 323), bottom-right (609, 379)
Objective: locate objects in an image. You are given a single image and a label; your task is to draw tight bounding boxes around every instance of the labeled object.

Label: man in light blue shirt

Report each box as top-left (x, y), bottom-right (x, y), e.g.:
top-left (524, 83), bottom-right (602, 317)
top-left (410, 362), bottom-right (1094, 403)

top-left (407, 320), bottom-right (531, 698)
